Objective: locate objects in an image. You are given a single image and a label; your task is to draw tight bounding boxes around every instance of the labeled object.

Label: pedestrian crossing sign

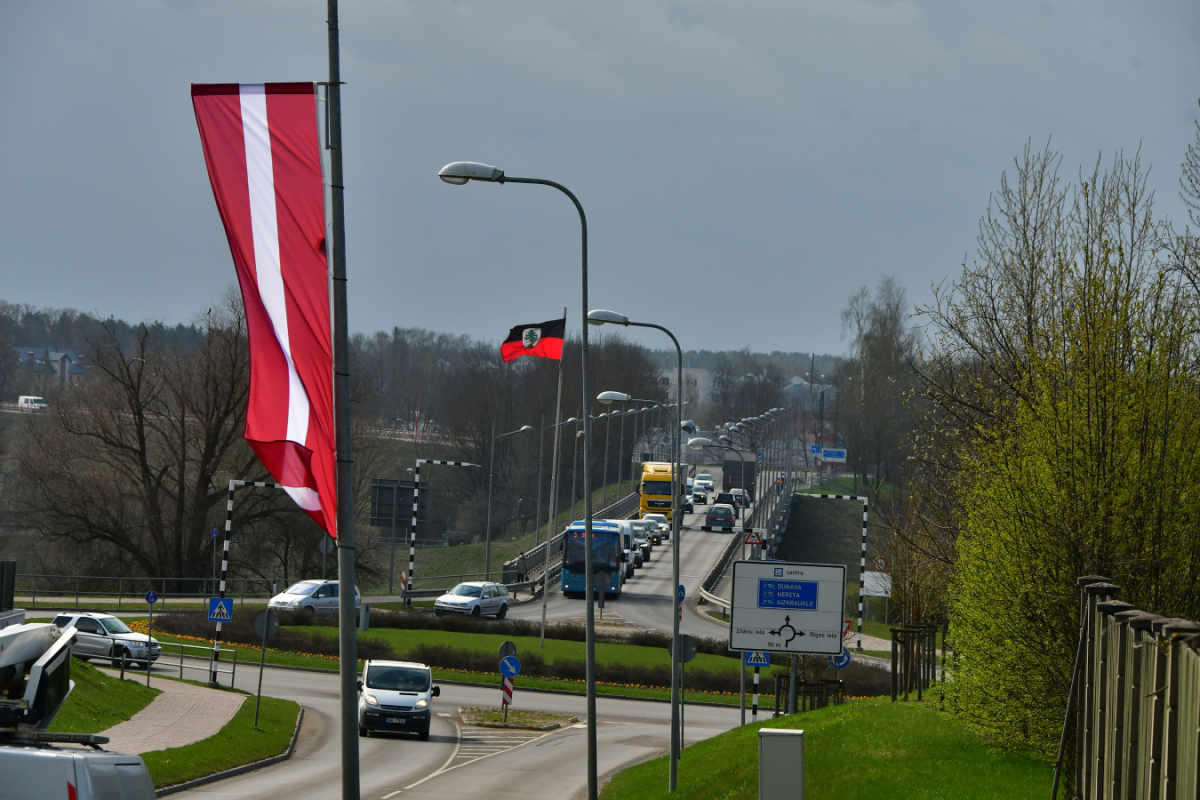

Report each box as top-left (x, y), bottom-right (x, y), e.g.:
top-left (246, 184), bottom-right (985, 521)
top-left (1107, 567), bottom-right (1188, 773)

top-left (744, 529), bottom-right (765, 546)
top-left (208, 597), bottom-right (234, 622)
top-left (743, 651), bottom-right (770, 667)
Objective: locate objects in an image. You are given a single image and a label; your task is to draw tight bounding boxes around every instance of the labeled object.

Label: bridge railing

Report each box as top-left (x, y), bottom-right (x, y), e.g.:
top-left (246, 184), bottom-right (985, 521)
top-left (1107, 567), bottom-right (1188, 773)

top-left (1062, 577), bottom-right (1200, 799)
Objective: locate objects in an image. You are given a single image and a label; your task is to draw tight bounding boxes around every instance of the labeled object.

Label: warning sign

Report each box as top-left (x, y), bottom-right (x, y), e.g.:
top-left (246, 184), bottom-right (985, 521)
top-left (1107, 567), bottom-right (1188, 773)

top-left (744, 529), bottom-right (764, 546)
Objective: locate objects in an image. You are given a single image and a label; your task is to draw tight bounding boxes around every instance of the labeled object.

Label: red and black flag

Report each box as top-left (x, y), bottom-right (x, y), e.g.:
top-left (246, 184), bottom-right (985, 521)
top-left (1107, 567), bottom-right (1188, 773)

top-left (501, 318), bottom-right (566, 362)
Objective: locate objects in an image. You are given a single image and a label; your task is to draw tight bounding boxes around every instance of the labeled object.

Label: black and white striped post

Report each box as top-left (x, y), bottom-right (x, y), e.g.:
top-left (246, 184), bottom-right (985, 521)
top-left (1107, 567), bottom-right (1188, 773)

top-left (210, 479), bottom-right (282, 687)
top-left (752, 667), bottom-right (760, 721)
top-left (408, 459), bottom-right (481, 608)
top-left (796, 493), bottom-right (870, 651)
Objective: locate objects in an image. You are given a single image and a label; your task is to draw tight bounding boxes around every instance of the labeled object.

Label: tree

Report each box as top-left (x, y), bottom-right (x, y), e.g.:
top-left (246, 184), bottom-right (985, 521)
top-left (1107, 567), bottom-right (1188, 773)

top-left (914, 140), bottom-right (1200, 770)
top-left (10, 293), bottom-right (312, 586)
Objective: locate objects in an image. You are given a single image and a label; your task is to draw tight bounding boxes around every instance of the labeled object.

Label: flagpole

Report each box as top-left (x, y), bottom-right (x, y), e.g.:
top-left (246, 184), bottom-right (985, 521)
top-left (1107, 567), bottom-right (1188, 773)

top-left (540, 307), bottom-right (567, 648)
top-left (326, 2), bottom-right (360, 798)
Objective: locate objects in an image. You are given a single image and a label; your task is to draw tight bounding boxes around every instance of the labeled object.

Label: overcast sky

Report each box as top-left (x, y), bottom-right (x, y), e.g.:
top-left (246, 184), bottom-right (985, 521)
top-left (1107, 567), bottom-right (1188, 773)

top-left (2, 1), bottom-right (1197, 357)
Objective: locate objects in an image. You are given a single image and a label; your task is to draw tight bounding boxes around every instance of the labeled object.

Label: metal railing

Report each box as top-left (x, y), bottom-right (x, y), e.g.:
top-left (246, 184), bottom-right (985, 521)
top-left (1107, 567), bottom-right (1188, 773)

top-left (15, 574), bottom-right (282, 609)
top-left (118, 642), bottom-right (238, 686)
top-left (1059, 576), bottom-right (1200, 800)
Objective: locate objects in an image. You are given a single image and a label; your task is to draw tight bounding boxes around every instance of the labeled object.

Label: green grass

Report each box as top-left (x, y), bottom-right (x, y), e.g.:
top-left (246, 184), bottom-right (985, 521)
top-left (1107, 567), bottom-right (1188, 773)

top-left (141, 629), bottom-right (744, 705)
top-left (141, 695), bottom-right (300, 789)
top-left (47, 658), bottom-right (161, 734)
top-left (600, 697), bottom-right (1052, 800)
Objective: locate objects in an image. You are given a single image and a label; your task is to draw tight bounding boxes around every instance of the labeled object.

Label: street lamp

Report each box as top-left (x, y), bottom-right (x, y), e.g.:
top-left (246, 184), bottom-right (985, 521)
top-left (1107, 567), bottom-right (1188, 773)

top-left (599, 412), bottom-right (611, 509)
top-left (485, 423), bottom-right (533, 580)
top-left (596, 315), bottom-right (685, 794)
top-left (441, 161), bottom-right (600, 798)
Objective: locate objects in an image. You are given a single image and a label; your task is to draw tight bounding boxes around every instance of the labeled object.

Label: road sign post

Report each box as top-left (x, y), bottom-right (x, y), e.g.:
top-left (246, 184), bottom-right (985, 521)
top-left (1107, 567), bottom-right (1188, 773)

top-left (729, 561), bottom-right (846, 656)
top-left (499, 646), bottom-right (521, 722)
top-left (144, 591), bottom-right (157, 687)
top-left (253, 610), bottom-right (281, 726)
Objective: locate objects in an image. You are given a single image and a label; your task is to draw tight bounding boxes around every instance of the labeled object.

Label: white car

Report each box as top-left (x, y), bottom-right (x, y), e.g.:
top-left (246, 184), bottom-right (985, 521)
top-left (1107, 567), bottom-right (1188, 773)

top-left (433, 582), bottom-right (511, 618)
top-left (642, 513), bottom-right (671, 540)
top-left (53, 612), bottom-right (161, 669)
top-left (694, 473), bottom-right (715, 491)
top-left (268, 579), bottom-right (361, 614)
top-left (358, 659), bottom-right (440, 740)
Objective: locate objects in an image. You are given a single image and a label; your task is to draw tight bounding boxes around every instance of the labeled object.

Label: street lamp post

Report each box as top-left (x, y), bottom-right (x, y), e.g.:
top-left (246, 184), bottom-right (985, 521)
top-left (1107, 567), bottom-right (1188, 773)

top-left (616, 407), bottom-right (629, 499)
top-left (599, 412), bottom-right (611, 509)
top-left (485, 422), bottom-right (533, 580)
top-left (439, 161), bottom-right (600, 800)
top-left (589, 306), bottom-right (686, 793)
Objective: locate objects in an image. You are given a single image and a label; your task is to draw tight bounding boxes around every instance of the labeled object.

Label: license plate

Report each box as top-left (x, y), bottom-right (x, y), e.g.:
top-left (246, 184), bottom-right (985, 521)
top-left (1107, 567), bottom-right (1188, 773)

top-left (386, 717), bottom-right (406, 724)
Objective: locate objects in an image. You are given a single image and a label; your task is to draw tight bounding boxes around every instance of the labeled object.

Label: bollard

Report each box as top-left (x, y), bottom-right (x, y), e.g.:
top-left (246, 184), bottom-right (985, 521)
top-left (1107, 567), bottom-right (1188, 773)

top-left (759, 729), bottom-right (804, 800)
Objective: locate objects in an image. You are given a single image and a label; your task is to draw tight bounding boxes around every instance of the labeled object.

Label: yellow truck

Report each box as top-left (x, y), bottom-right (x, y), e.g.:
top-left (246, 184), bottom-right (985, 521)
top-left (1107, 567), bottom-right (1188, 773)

top-left (640, 462), bottom-right (683, 520)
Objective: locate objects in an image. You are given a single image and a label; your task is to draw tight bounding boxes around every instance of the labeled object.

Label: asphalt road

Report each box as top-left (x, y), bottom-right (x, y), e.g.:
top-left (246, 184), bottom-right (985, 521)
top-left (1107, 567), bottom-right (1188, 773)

top-left (171, 663), bottom-right (740, 799)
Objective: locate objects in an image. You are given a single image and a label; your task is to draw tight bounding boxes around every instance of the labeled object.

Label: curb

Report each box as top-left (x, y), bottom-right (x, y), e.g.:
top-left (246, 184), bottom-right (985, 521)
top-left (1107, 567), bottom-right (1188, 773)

top-left (155, 705), bottom-right (305, 797)
top-left (259, 662), bottom-right (740, 709)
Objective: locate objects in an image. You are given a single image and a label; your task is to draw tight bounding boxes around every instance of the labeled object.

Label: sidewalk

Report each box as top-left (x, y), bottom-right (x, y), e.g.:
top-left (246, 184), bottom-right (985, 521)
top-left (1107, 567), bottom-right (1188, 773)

top-left (95, 669), bottom-right (245, 754)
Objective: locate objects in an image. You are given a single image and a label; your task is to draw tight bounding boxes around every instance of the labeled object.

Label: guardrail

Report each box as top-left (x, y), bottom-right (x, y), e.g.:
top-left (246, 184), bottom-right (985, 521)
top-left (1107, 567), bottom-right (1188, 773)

top-left (15, 574), bottom-right (281, 609)
top-left (117, 642), bottom-right (238, 686)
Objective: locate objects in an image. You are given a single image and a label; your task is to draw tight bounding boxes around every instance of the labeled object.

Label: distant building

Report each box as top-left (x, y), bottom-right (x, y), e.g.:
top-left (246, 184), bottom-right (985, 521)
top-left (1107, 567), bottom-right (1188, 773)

top-left (660, 367), bottom-right (712, 407)
top-left (12, 346), bottom-right (88, 391)
top-left (781, 376), bottom-right (836, 411)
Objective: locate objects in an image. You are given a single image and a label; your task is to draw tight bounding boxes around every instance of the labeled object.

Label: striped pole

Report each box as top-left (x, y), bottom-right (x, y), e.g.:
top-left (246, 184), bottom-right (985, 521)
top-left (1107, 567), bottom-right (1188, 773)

top-left (799, 494), bottom-right (870, 651)
top-left (210, 479), bottom-right (281, 687)
top-left (409, 459), bottom-right (482, 608)
top-left (752, 667), bottom-right (759, 721)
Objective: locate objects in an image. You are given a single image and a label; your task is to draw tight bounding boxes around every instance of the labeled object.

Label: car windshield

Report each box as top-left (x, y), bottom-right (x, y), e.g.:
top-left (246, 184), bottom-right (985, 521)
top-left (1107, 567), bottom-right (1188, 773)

top-left (711, 507), bottom-right (733, 518)
top-left (451, 584), bottom-right (482, 597)
top-left (644, 515), bottom-right (667, 525)
top-left (284, 581), bottom-right (320, 596)
top-left (696, 474), bottom-right (711, 481)
top-left (366, 666), bottom-right (430, 692)
top-left (100, 617), bottom-right (132, 634)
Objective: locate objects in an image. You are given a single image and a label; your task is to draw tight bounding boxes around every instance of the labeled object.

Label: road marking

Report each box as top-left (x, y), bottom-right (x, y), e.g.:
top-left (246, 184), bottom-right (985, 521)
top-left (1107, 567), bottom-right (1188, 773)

top-left (396, 716), bottom-right (462, 794)
top-left (382, 792), bottom-right (402, 799)
top-left (404, 725), bottom-right (567, 789)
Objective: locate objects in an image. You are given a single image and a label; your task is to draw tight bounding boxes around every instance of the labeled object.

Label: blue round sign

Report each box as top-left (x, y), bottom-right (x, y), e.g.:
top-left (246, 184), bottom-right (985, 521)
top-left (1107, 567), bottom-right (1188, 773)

top-left (499, 655), bottom-right (521, 678)
top-left (677, 584), bottom-right (686, 603)
top-left (828, 648), bottom-right (851, 670)
top-left (145, 591), bottom-right (158, 604)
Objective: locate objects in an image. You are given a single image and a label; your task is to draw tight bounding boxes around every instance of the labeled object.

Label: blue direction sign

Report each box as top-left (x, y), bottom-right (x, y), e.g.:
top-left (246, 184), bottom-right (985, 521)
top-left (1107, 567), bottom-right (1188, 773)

top-left (144, 591), bottom-right (158, 604)
top-left (499, 655), bottom-right (521, 678)
top-left (208, 597), bottom-right (234, 622)
top-left (677, 585), bottom-right (686, 603)
top-left (743, 651), bottom-right (770, 667)
top-left (828, 648), bottom-right (852, 669)
top-left (811, 445), bottom-right (820, 454)
top-left (211, 528), bottom-right (219, 538)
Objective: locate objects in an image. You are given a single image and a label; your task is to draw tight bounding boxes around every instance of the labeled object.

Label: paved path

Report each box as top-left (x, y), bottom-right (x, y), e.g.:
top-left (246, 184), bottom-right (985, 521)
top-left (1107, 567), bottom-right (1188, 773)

top-left (96, 669), bottom-right (245, 754)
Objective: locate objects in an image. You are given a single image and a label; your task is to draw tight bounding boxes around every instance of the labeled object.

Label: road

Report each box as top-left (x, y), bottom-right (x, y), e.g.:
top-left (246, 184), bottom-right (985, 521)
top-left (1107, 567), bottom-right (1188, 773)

top-left (507, 470), bottom-right (745, 641)
top-left (171, 662), bottom-right (740, 799)
top-left (169, 469), bottom-right (750, 798)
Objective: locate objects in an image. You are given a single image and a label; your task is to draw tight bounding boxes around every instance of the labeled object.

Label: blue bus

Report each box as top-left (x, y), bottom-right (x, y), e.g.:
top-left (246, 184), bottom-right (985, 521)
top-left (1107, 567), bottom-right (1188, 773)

top-left (561, 521), bottom-right (625, 598)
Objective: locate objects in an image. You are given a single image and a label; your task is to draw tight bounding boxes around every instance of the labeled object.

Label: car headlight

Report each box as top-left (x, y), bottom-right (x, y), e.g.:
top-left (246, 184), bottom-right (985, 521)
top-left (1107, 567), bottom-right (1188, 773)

top-left (365, 694), bottom-right (378, 705)
top-left (415, 699), bottom-right (428, 708)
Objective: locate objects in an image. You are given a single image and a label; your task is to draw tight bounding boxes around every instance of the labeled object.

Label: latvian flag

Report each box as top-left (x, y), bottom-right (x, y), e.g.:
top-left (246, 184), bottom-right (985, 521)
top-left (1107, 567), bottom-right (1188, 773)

top-left (501, 318), bottom-right (566, 362)
top-left (191, 83), bottom-right (337, 537)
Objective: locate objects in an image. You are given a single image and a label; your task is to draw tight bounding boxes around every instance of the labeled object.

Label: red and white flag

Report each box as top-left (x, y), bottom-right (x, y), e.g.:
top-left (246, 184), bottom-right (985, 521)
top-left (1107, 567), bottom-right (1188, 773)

top-left (191, 83), bottom-right (337, 536)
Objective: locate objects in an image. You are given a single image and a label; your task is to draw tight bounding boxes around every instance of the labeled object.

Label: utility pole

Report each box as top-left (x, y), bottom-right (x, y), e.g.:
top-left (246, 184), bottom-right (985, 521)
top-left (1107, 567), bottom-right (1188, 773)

top-left (326, 2), bottom-right (359, 797)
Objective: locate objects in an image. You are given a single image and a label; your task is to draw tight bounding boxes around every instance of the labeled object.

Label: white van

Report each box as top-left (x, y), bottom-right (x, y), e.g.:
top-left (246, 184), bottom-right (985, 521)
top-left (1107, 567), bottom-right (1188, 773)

top-left (17, 396), bottom-right (47, 412)
top-left (0, 745), bottom-right (155, 799)
top-left (357, 659), bottom-right (440, 740)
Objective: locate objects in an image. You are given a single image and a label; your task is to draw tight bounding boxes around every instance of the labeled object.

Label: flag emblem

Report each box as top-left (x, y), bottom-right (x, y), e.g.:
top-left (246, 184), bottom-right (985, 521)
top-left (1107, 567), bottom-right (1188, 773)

top-left (502, 318), bottom-right (565, 362)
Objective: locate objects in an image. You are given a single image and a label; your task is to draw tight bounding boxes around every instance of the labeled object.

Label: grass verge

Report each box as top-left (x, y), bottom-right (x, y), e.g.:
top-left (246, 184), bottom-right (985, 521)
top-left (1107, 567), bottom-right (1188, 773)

top-left (141, 695), bottom-right (299, 789)
top-left (140, 630), bottom-right (745, 705)
top-left (47, 657), bottom-right (161, 734)
top-left (600, 697), bottom-right (1051, 800)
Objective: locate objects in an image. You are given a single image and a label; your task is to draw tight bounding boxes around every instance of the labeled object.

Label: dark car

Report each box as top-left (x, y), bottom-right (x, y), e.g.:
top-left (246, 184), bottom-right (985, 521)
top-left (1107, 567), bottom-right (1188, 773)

top-left (692, 489), bottom-right (707, 504)
top-left (715, 492), bottom-right (740, 515)
top-left (703, 504), bottom-right (736, 531)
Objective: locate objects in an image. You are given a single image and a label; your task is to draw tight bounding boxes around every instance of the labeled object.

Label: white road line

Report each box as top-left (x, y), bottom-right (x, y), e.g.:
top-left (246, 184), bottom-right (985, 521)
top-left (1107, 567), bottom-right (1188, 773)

top-left (405, 726), bottom-right (569, 788)
top-left (394, 716), bottom-right (463, 795)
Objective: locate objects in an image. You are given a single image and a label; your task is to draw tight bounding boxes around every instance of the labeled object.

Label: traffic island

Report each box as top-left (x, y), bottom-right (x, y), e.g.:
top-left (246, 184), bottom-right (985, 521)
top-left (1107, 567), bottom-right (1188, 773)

top-left (459, 706), bottom-right (576, 731)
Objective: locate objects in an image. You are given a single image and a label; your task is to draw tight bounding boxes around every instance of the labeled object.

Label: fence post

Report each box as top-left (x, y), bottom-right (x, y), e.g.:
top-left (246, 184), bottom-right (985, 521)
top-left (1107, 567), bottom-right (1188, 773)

top-left (1097, 600), bottom-right (1135, 796)
top-left (1079, 580), bottom-right (1120, 800)
top-left (75, 577), bottom-right (80, 609)
top-left (117, 578), bottom-right (123, 611)
top-left (31, 575), bottom-right (36, 608)
top-left (890, 628), bottom-right (898, 702)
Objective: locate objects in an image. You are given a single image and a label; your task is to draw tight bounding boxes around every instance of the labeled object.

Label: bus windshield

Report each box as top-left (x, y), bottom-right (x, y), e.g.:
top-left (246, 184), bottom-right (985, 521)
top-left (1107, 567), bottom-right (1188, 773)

top-left (564, 530), bottom-right (620, 573)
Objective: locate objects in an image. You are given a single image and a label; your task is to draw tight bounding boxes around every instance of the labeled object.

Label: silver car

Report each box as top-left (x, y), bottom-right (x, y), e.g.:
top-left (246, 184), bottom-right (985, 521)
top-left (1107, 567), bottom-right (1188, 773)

top-left (434, 582), bottom-right (511, 618)
top-left (53, 612), bottom-right (161, 669)
top-left (268, 579), bottom-right (361, 614)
